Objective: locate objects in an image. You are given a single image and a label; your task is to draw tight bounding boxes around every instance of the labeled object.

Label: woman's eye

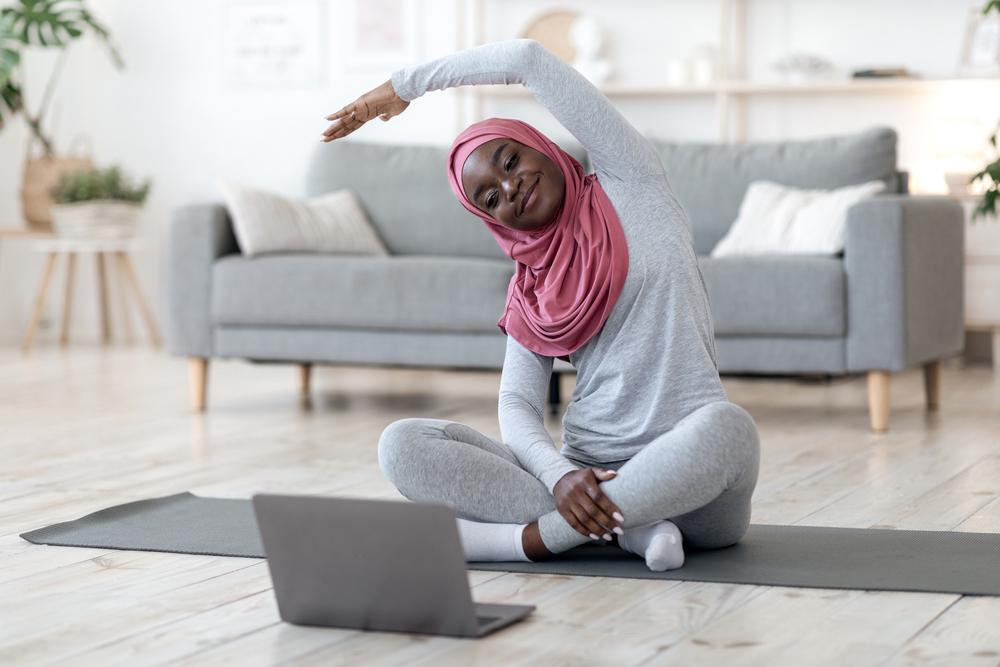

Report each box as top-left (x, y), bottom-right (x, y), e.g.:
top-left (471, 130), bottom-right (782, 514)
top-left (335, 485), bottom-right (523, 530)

top-left (485, 154), bottom-right (518, 208)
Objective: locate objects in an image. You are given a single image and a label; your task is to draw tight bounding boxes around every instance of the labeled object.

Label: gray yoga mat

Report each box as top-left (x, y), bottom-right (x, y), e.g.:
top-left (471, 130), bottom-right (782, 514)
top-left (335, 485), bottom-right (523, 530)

top-left (19, 492), bottom-right (1000, 596)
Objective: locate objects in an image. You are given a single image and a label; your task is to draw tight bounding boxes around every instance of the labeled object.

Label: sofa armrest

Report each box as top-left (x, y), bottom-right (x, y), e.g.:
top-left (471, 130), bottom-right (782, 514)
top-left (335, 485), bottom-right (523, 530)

top-left (844, 194), bottom-right (964, 372)
top-left (166, 203), bottom-right (239, 357)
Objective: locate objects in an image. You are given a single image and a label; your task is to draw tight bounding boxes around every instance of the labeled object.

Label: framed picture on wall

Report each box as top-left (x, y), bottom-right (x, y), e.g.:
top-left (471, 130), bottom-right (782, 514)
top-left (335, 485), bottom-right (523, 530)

top-left (223, 0), bottom-right (324, 86)
top-left (958, 5), bottom-right (1000, 77)
top-left (342, 0), bottom-right (423, 71)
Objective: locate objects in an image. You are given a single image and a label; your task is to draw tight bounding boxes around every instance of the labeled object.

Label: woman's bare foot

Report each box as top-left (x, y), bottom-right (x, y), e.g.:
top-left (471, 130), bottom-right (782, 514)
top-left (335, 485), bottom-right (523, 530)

top-left (521, 521), bottom-right (553, 561)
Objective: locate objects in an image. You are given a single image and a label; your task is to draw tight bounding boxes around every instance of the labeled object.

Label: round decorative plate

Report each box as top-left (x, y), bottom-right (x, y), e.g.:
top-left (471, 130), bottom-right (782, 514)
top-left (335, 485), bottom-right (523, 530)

top-left (519, 9), bottom-right (580, 64)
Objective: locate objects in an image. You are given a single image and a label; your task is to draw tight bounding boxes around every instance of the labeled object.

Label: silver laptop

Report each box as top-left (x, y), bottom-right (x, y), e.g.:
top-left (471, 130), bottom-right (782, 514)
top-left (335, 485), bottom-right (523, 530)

top-left (251, 493), bottom-right (535, 638)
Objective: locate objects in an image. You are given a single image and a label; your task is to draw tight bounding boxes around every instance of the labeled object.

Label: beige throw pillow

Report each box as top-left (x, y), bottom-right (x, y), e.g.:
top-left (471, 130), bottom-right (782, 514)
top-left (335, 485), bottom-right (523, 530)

top-left (218, 181), bottom-right (389, 257)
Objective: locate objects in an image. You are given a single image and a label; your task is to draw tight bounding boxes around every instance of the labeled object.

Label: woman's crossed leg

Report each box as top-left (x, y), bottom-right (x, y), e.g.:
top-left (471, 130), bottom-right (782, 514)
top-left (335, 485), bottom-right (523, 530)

top-left (377, 400), bottom-right (760, 561)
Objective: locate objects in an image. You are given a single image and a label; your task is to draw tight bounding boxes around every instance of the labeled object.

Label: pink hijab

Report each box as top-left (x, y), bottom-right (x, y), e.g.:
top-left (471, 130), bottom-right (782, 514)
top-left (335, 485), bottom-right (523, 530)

top-left (446, 118), bottom-right (629, 359)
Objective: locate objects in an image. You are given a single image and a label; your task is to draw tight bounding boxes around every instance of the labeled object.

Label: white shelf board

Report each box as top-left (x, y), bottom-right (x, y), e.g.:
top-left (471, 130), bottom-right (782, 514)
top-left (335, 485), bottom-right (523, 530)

top-left (473, 77), bottom-right (1000, 97)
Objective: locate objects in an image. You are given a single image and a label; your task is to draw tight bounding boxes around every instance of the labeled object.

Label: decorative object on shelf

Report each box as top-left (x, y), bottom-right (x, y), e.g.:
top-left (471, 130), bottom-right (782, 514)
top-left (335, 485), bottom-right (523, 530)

top-left (569, 14), bottom-right (611, 85)
top-left (223, 0), bottom-right (323, 86)
top-left (49, 165), bottom-right (151, 239)
top-left (958, 2), bottom-right (1000, 77)
top-left (689, 44), bottom-right (718, 85)
top-left (0, 0), bottom-right (124, 231)
top-left (665, 56), bottom-right (690, 86)
top-left (851, 67), bottom-right (916, 79)
top-left (519, 8), bottom-right (579, 64)
top-left (771, 52), bottom-right (836, 82)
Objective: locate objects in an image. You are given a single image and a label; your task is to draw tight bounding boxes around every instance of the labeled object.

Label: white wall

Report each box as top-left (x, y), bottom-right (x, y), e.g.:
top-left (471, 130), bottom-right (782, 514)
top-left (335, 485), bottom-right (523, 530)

top-left (0, 0), bottom-right (996, 344)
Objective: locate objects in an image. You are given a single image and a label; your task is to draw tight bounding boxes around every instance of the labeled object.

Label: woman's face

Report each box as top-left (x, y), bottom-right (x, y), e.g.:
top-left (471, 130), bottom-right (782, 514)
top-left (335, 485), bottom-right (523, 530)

top-left (460, 138), bottom-right (565, 231)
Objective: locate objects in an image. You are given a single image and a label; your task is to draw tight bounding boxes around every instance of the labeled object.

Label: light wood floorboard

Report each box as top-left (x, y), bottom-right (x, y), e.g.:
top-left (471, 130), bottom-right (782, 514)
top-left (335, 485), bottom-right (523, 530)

top-left (1, 345), bottom-right (999, 666)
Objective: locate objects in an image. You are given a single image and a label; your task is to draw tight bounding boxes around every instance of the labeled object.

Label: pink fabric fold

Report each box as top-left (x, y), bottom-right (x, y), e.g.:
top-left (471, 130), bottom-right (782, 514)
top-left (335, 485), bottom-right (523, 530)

top-left (446, 117), bottom-right (629, 359)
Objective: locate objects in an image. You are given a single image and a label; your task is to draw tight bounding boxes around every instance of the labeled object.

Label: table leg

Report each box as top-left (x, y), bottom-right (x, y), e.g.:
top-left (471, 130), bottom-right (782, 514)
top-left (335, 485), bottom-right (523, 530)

top-left (96, 252), bottom-right (111, 344)
top-left (21, 252), bottom-right (59, 353)
top-left (114, 254), bottom-right (135, 344)
top-left (116, 251), bottom-right (162, 347)
top-left (59, 251), bottom-right (77, 346)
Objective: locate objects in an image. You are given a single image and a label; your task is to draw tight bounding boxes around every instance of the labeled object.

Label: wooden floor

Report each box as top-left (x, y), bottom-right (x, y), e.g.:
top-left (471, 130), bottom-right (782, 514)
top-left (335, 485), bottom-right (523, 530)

top-left (2, 345), bottom-right (999, 666)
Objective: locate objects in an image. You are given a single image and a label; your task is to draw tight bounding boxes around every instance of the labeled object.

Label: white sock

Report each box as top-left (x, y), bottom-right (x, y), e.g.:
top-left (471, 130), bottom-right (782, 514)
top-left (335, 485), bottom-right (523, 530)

top-left (617, 519), bottom-right (685, 571)
top-left (455, 517), bottom-right (532, 562)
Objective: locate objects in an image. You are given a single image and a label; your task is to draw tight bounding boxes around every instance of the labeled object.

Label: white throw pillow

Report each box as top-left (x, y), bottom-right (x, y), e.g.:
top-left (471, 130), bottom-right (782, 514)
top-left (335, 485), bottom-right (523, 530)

top-left (218, 181), bottom-right (389, 257)
top-left (710, 179), bottom-right (886, 257)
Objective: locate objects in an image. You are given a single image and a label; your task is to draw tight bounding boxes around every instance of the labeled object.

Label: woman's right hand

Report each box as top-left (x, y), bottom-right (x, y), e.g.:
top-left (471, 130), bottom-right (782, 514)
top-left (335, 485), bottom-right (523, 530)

top-left (552, 468), bottom-right (624, 541)
top-left (321, 78), bottom-right (410, 143)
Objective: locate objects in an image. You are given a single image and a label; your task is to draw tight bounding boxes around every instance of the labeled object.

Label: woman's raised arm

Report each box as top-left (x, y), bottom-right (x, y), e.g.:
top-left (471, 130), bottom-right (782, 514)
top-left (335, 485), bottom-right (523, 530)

top-left (324, 39), bottom-right (664, 181)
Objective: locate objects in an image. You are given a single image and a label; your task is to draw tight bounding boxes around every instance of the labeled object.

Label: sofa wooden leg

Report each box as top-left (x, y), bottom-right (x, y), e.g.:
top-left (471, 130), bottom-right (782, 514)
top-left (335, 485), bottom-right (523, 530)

top-left (867, 371), bottom-right (890, 433)
top-left (299, 363), bottom-right (312, 396)
top-left (923, 359), bottom-right (941, 411)
top-left (189, 357), bottom-right (208, 412)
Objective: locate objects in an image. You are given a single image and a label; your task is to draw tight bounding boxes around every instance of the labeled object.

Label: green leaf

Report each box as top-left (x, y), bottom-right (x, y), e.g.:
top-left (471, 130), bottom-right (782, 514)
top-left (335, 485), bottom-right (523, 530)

top-left (987, 160), bottom-right (1000, 183)
top-left (972, 189), bottom-right (998, 221)
top-left (78, 7), bottom-right (123, 69)
top-left (0, 19), bottom-right (20, 91)
top-left (0, 80), bottom-right (23, 130)
top-left (2, 0), bottom-right (93, 49)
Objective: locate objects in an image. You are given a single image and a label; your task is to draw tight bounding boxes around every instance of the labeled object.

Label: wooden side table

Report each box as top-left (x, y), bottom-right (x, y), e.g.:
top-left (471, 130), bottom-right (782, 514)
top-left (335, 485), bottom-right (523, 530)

top-left (20, 237), bottom-right (162, 352)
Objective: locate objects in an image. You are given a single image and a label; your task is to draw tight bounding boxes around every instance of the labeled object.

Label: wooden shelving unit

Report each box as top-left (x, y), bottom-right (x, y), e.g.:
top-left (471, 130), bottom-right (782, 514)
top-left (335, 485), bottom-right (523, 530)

top-left (457, 0), bottom-right (1000, 141)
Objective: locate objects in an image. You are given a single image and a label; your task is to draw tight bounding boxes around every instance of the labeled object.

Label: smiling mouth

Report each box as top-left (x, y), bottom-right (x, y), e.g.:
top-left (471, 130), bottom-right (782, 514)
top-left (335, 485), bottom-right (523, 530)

top-left (520, 176), bottom-right (538, 216)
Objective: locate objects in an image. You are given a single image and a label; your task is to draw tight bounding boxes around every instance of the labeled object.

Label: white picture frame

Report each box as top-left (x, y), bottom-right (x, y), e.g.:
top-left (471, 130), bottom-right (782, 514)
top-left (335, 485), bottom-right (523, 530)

top-left (342, 0), bottom-right (423, 72)
top-left (958, 6), bottom-right (1000, 77)
top-left (223, 0), bottom-right (324, 87)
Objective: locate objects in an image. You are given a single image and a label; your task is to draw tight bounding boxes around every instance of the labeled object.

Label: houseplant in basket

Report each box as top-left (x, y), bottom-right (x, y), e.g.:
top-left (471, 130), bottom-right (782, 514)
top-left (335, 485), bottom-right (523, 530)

top-left (49, 165), bottom-right (151, 239)
top-left (0, 0), bottom-right (123, 230)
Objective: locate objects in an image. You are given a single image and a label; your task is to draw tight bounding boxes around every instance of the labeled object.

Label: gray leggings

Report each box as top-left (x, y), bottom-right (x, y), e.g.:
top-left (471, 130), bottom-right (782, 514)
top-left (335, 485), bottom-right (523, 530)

top-left (377, 400), bottom-right (760, 554)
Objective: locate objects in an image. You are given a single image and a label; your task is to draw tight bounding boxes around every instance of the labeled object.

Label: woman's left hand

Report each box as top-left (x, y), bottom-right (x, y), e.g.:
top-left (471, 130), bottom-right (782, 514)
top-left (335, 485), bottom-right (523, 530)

top-left (321, 79), bottom-right (410, 142)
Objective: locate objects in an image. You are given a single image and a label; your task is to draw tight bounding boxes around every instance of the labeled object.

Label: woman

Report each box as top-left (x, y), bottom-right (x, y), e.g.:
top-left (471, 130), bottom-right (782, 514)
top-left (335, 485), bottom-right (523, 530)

top-left (322, 39), bottom-right (760, 571)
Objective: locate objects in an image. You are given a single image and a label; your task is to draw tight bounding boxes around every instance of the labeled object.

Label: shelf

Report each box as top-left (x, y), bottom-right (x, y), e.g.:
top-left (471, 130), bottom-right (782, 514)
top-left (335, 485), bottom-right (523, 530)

top-left (473, 77), bottom-right (1000, 98)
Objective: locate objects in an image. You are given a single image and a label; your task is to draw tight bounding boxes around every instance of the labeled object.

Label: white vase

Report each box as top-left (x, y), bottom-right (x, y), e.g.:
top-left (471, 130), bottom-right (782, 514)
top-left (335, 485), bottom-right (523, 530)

top-left (570, 14), bottom-right (612, 85)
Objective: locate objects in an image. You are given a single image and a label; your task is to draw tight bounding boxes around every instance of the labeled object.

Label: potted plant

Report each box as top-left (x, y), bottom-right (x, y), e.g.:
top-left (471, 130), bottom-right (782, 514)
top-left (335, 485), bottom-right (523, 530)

top-left (970, 0), bottom-right (1000, 221)
top-left (49, 165), bottom-right (151, 239)
top-left (970, 118), bottom-right (999, 221)
top-left (0, 0), bottom-right (123, 230)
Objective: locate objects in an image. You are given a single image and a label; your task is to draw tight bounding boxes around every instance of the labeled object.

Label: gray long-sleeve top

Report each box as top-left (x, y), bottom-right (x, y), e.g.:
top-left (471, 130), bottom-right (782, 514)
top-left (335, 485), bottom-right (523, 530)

top-left (391, 39), bottom-right (728, 495)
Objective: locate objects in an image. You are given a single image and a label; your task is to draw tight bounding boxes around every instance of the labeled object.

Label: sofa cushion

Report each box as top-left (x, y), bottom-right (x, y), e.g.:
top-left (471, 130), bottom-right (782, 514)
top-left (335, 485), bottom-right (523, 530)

top-left (697, 255), bottom-right (846, 336)
top-left (304, 139), bottom-right (587, 259)
top-left (650, 127), bottom-right (899, 255)
top-left (212, 254), bottom-right (515, 332)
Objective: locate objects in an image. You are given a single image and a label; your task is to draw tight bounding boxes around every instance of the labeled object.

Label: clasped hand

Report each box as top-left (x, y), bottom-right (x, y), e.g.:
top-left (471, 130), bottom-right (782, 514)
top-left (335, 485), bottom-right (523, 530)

top-left (321, 79), bottom-right (410, 142)
top-left (553, 467), bottom-right (625, 541)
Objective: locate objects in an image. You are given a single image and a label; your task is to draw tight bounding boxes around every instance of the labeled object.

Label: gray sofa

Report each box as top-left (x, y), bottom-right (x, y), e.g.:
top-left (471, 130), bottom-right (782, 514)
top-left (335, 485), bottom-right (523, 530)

top-left (167, 126), bottom-right (964, 432)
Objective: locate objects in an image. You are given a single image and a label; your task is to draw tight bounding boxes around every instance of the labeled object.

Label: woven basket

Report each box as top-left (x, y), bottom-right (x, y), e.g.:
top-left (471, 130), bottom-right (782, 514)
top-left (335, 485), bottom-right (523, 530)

top-left (50, 200), bottom-right (142, 239)
top-left (21, 155), bottom-right (94, 230)
top-left (19, 134), bottom-right (94, 231)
